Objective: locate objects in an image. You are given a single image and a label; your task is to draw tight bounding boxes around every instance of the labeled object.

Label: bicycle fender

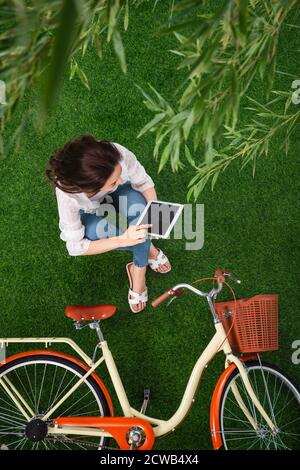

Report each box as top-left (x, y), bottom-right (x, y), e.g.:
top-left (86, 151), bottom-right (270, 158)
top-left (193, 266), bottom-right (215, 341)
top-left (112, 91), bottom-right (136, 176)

top-left (210, 355), bottom-right (257, 450)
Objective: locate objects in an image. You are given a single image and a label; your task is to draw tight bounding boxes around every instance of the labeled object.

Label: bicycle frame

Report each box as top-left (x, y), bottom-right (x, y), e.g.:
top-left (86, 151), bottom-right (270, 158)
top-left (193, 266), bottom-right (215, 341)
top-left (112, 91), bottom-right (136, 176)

top-left (0, 322), bottom-right (276, 442)
top-left (0, 276), bottom-right (277, 446)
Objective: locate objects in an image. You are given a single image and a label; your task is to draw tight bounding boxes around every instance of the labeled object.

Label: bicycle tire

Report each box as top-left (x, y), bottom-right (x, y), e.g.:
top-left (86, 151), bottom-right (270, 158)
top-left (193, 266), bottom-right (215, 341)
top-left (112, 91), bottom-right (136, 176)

top-left (0, 353), bottom-right (112, 450)
top-left (218, 360), bottom-right (300, 450)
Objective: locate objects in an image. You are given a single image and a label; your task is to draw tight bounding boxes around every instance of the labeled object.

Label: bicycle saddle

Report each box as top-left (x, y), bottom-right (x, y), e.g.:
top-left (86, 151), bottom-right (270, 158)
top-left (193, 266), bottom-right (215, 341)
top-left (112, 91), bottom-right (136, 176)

top-left (65, 304), bottom-right (117, 321)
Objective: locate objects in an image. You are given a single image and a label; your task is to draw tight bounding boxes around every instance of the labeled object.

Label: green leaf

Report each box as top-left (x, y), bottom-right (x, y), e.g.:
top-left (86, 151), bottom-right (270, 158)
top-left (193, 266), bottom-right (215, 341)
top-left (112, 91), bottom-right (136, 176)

top-left (76, 64), bottom-right (90, 90)
top-left (41, 0), bottom-right (80, 118)
top-left (158, 142), bottom-right (171, 173)
top-left (124, 0), bottom-right (129, 31)
top-left (186, 185), bottom-right (195, 202)
top-left (173, 31), bottom-right (188, 44)
top-left (211, 170), bottom-right (220, 191)
top-left (185, 144), bottom-right (198, 169)
top-left (69, 58), bottom-right (78, 80)
top-left (137, 113), bottom-right (166, 138)
top-left (153, 128), bottom-right (172, 159)
top-left (193, 124), bottom-right (203, 151)
top-left (205, 133), bottom-right (214, 165)
top-left (107, 1), bottom-right (119, 43)
top-left (112, 29), bottom-right (127, 74)
top-left (266, 57), bottom-right (276, 97)
top-left (237, 0), bottom-right (248, 43)
top-left (168, 110), bottom-right (190, 125)
top-left (183, 107), bottom-right (195, 140)
top-left (134, 83), bottom-right (161, 112)
top-left (147, 83), bottom-right (172, 110)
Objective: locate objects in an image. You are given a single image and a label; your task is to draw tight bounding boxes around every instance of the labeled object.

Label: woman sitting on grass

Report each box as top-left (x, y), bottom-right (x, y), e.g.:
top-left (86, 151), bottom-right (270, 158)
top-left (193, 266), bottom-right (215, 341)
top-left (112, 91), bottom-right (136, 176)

top-left (46, 134), bottom-right (171, 313)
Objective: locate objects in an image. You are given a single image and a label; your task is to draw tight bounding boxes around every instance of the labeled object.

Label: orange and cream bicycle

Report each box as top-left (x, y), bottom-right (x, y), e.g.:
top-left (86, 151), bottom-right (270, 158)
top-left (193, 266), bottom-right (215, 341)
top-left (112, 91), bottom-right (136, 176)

top-left (0, 268), bottom-right (299, 450)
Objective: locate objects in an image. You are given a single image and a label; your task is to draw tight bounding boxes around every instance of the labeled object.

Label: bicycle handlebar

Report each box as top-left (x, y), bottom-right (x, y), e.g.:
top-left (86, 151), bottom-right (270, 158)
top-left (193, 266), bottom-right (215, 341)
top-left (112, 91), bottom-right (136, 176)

top-left (151, 268), bottom-right (241, 308)
top-left (151, 287), bottom-right (185, 308)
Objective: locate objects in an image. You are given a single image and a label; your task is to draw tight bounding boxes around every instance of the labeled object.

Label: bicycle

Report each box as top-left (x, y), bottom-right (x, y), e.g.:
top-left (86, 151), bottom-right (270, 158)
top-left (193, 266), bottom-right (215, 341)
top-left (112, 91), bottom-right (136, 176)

top-left (0, 268), bottom-right (299, 450)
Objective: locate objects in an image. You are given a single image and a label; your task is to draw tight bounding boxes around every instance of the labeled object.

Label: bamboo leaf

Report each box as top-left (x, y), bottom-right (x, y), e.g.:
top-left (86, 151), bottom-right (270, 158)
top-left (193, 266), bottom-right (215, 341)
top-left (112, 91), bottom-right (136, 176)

top-left (69, 58), bottom-right (78, 80)
top-left (75, 64), bottom-right (90, 90)
top-left (185, 144), bottom-right (198, 168)
top-left (183, 107), bottom-right (195, 140)
top-left (211, 170), bottom-right (220, 191)
top-left (137, 113), bottom-right (166, 138)
top-left (124, 0), bottom-right (129, 31)
top-left (112, 29), bottom-right (127, 74)
top-left (41, 0), bottom-right (80, 118)
top-left (237, 0), bottom-right (248, 44)
top-left (158, 142), bottom-right (171, 173)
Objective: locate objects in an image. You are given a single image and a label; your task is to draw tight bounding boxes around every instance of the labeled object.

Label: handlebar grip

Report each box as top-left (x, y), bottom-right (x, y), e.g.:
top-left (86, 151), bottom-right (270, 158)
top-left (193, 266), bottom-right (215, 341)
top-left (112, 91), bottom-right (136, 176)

top-left (152, 287), bottom-right (185, 308)
top-left (152, 290), bottom-right (172, 308)
top-left (214, 267), bottom-right (225, 282)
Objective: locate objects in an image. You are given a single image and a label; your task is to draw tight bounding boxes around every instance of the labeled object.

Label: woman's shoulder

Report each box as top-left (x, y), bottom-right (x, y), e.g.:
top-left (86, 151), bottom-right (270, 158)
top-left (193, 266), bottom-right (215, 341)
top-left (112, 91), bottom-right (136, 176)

top-left (55, 185), bottom-right (78, 206)
top-left (111, 141), bottom-right (127, 157)
top-left (111, 142), bottom-right (137, 165)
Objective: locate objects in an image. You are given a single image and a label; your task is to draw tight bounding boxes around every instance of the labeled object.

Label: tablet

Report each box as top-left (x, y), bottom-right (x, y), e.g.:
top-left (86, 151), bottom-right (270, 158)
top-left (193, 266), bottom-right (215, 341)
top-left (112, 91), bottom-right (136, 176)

top-left (136, 200), bottom-right (184, 239)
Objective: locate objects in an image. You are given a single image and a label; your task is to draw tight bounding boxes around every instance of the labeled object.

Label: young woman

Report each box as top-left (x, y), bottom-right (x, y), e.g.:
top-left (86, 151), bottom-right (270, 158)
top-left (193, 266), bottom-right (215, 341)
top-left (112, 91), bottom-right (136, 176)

top-left (46, 134), bottom-right (171, 313)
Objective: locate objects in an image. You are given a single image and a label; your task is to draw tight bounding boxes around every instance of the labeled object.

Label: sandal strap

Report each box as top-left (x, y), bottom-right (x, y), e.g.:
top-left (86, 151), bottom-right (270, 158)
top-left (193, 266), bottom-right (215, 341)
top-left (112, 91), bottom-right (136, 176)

top-left (128, 288), bottom-right (148, 305)
top-left (148, 249), bottom-right (169, 270)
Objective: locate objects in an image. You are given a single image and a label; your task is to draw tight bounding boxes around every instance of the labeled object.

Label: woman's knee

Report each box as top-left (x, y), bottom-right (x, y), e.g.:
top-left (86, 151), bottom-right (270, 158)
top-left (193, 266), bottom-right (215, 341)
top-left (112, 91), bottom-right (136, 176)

top-left (84, 220), bottom-right (100, 240)
top-left (115, 185), bottom-right (147, 220)
top-left (127, 191), bottom-right (147, 223)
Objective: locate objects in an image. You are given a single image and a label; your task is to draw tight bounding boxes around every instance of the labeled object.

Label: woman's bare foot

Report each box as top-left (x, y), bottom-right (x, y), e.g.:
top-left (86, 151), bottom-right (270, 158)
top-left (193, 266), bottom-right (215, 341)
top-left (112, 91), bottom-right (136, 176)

top-left (127, 263), bottom-right (147, 313)
top-left (148, 244), bottom-right (171, 273)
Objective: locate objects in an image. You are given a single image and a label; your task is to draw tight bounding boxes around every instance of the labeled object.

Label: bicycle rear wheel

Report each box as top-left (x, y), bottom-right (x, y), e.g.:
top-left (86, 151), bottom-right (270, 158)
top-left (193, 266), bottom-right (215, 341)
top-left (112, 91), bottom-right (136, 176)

top-left (219, 360), bottom-right (300, 450)
top-left (0, 353), bottom-right (112, 450)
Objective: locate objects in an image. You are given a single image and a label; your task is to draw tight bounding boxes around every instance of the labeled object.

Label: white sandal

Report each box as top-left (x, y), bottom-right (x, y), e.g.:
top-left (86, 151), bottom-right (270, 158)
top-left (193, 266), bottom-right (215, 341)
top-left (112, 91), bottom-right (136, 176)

top-left (148, 248), bottom-right (171, 273)
top-left (126, 263), bottom-right (148, 313)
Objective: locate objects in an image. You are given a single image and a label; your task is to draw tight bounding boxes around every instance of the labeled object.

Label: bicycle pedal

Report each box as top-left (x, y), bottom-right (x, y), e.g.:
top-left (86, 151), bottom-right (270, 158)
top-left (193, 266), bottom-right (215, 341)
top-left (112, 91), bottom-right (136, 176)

top-left (140, 388), bottom-right (150, 414)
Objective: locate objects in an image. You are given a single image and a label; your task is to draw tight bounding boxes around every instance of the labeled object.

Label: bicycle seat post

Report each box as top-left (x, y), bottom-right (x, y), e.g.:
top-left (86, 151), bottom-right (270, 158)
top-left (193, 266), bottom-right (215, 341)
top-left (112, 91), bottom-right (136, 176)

top-left (73, 320), bottom-right (105, 343)
top-left (89, 320), bottom-right (105, 343)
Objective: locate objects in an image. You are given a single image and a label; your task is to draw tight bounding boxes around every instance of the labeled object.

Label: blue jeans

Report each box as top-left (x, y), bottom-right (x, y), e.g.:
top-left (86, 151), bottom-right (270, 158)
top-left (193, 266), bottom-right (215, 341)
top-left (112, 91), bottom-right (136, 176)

top-left (79, 181), bottom-right (151, 267)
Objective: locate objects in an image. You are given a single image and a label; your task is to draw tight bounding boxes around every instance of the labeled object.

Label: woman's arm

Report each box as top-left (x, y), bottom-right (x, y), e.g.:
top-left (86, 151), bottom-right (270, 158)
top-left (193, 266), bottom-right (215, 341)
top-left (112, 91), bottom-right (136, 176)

top-left (81, 224), bottom-right (151, 256)
top-left (142, 187), bottom-right (157, 202)
top-left (82, 187), bottom-right (157, 256)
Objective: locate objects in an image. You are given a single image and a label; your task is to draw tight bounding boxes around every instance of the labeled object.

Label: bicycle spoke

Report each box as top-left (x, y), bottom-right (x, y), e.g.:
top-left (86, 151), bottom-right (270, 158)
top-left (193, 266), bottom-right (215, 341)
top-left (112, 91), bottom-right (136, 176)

top-left (61, 389), bottom-right (95, 417)
top-left (221, 364), bottom-right (300, 450)
top-left (225, 395), bottom-right (255, 427)
top-left (46, 366), bottom-right (58, 411)
top-left (0, 358), bottom-right (107, 450)
top-left (36, 363), bottom-right (47, 412)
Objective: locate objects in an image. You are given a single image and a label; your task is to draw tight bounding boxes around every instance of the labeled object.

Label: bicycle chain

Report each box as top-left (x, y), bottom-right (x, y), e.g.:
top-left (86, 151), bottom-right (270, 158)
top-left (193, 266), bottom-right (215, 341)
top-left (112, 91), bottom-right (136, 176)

top-left (48, 435), bottom-right (118, 450)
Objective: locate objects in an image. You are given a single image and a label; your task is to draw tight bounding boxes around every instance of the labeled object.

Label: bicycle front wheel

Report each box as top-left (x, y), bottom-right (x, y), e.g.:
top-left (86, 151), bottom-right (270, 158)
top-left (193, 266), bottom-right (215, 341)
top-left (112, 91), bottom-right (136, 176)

top-left (219, 360), bottom-right (300, 450)
top-left (0, 353), bottom-right (112, 450)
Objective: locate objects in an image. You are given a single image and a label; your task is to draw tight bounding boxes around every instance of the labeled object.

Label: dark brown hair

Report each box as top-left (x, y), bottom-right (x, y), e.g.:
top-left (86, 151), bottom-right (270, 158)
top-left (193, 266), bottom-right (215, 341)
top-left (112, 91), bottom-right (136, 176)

top-left (46, 134), bottom-right (121, 194)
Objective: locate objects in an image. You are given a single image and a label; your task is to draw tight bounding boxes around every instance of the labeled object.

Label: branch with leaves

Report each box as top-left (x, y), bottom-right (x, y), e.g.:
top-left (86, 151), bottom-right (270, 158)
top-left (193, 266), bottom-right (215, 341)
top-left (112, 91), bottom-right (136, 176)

top-left (136, 0), bottom-right (299, 200)
top-left (185, 91), bottom-right (300, 199)
top-left (0, 0), bottom-right (149, 158)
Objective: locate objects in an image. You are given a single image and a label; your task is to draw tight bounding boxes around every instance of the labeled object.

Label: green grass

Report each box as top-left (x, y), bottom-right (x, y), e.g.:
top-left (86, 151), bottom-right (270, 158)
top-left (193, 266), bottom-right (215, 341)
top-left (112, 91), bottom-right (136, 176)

top-left (0, 1), bottom-right (300, 450)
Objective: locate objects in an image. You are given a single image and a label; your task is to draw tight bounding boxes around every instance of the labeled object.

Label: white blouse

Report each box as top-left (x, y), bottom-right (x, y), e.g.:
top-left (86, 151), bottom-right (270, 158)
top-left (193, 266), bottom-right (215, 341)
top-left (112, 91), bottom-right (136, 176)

top-left (55, 142), bottom-right (155, 256)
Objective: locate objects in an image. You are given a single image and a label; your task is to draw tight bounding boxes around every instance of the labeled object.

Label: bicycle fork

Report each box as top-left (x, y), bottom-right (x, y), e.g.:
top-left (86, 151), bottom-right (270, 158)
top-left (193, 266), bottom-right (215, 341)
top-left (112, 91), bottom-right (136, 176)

top-left (226, 354), bottom-right (277, 432)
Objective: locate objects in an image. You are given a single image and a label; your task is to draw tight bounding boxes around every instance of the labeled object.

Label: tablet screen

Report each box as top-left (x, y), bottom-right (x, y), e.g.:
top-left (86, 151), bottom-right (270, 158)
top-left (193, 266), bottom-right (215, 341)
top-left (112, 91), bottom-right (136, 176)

top-left (138, 201), bottom-right (183, 237)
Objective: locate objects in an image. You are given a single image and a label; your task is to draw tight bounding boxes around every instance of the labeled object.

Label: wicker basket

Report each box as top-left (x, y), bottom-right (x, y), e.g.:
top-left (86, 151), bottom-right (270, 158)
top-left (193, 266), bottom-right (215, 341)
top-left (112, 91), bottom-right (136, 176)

top-left (214, 294), bottom-right (279, 354)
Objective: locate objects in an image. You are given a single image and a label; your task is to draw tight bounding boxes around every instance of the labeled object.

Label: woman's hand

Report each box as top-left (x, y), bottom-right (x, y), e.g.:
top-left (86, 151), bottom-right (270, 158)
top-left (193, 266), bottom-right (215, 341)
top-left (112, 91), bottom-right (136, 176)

top-left (118, 224), bottom-right (152, 247)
